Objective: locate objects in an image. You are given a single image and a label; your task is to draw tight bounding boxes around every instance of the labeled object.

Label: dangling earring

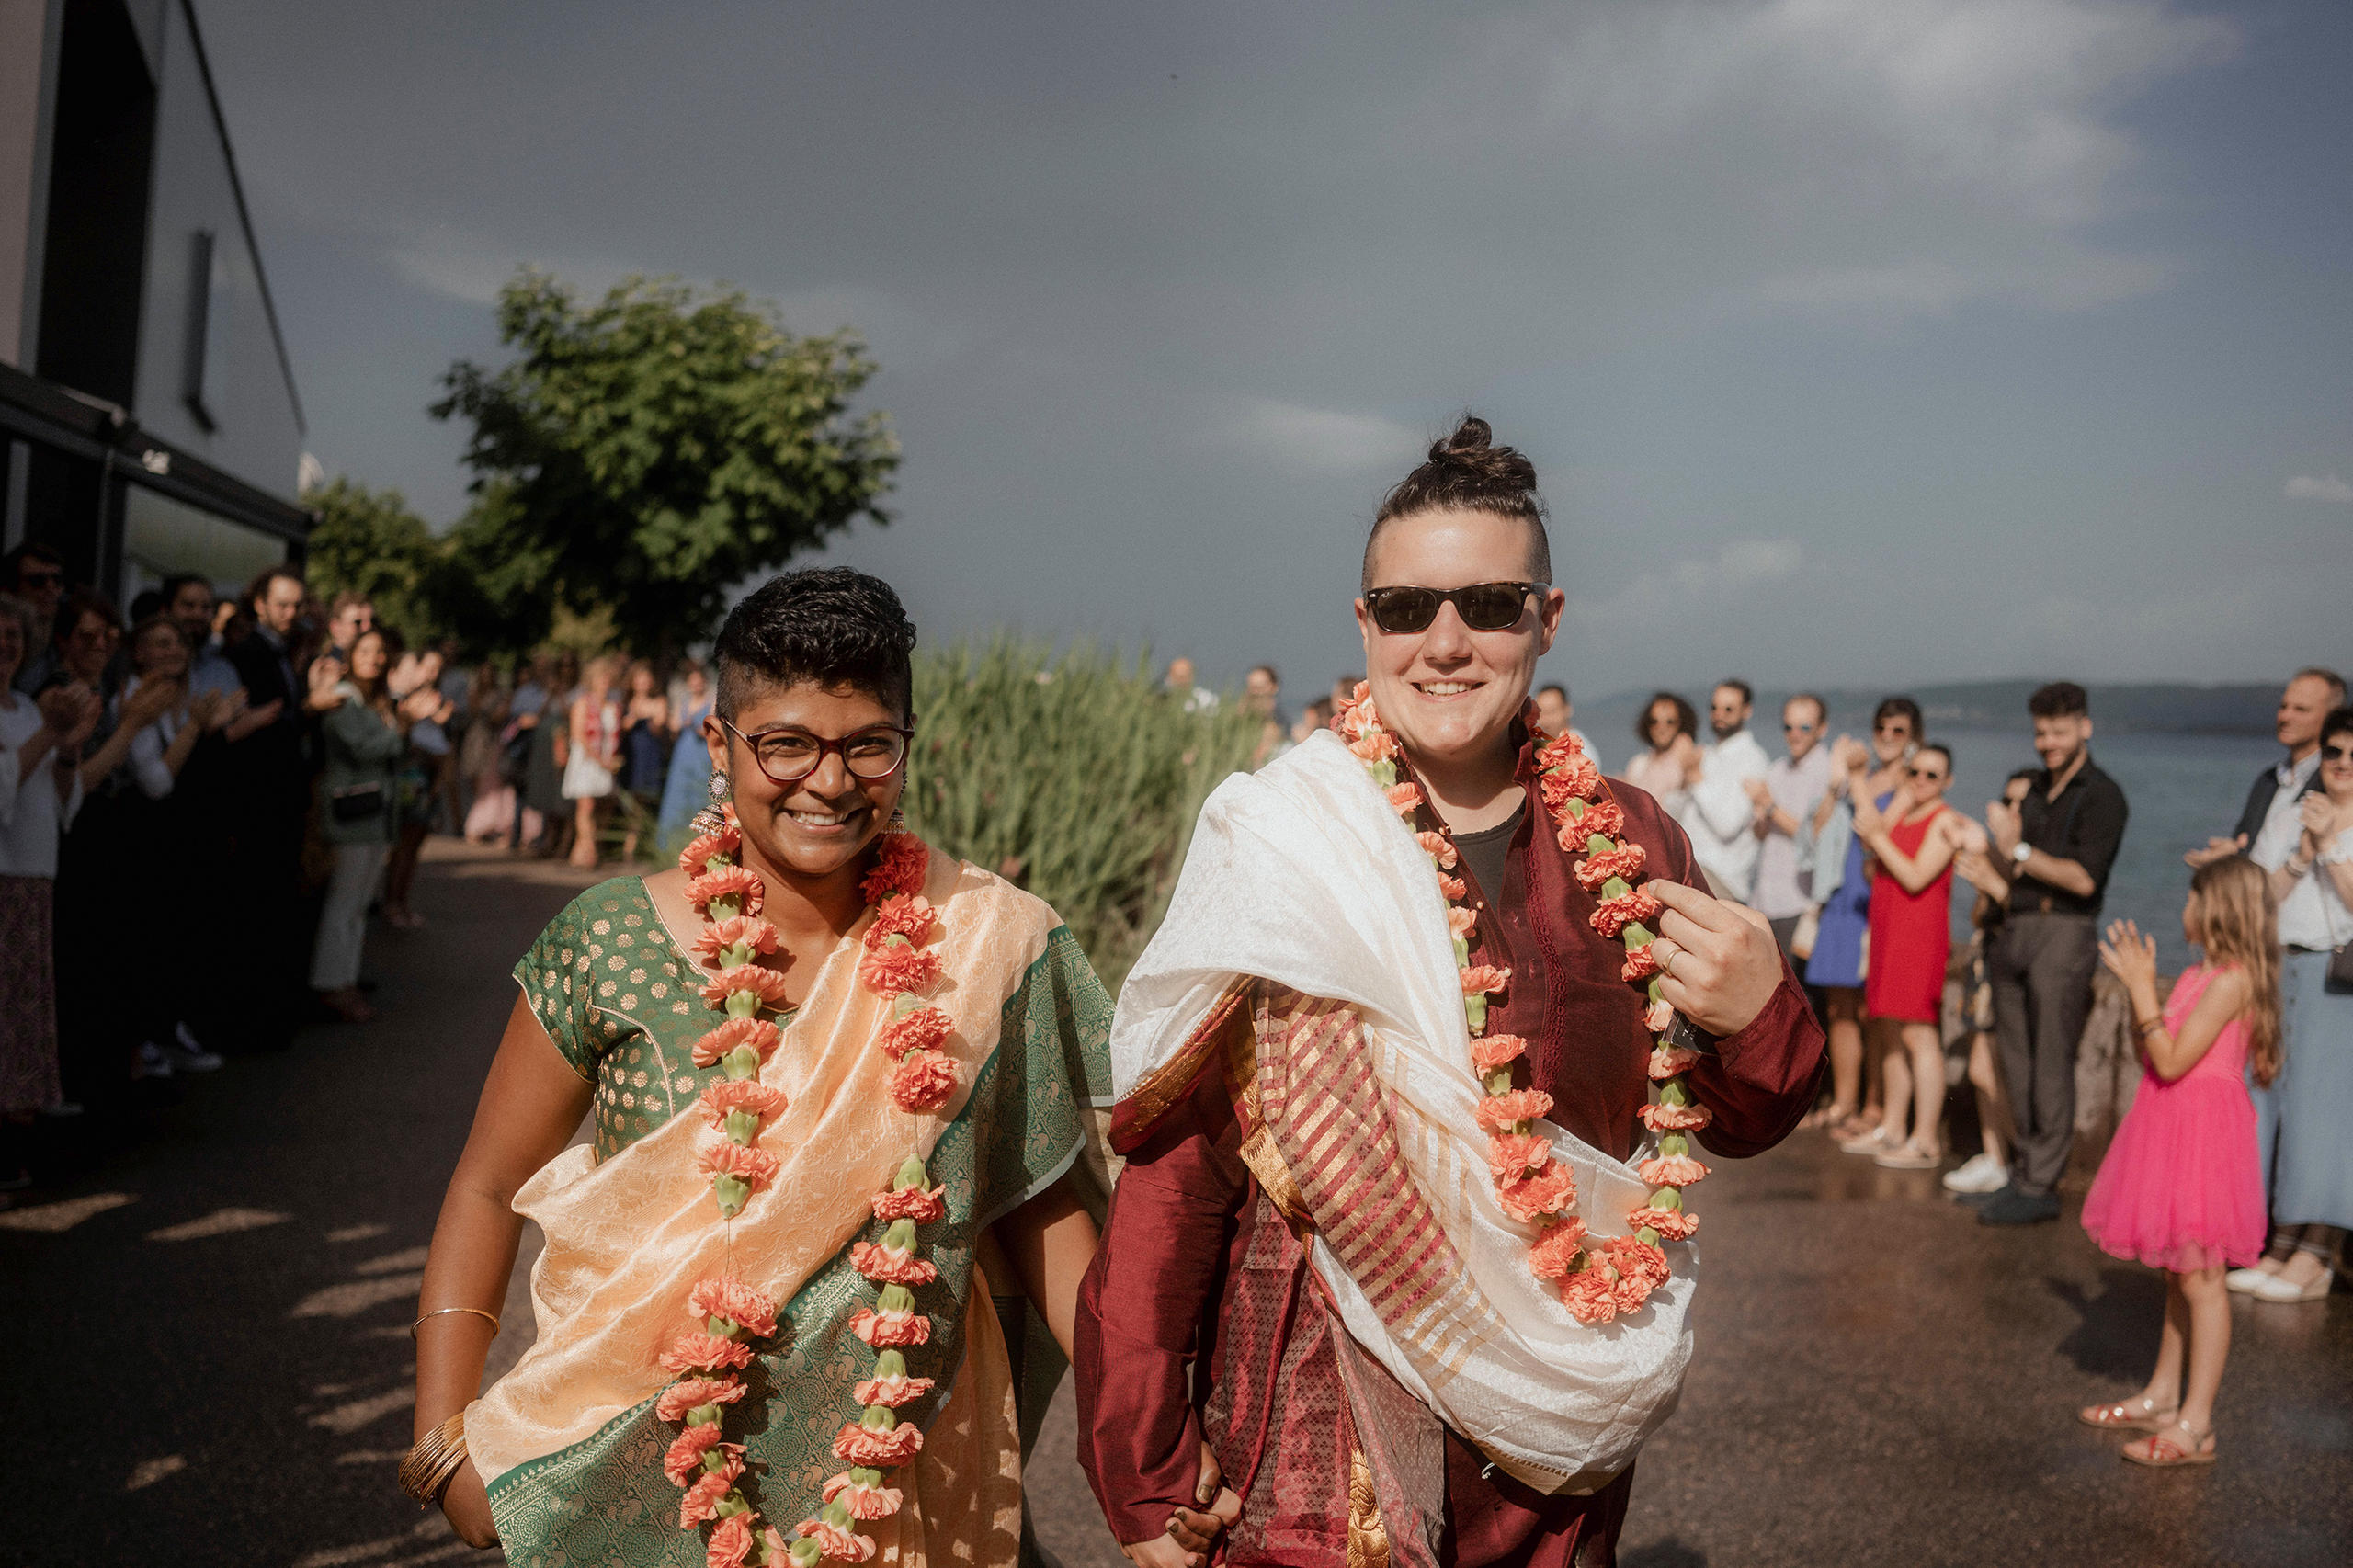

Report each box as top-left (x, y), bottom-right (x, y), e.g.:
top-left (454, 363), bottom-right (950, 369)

top-left (707, 768), bottom-right (730, 804)
top-left (689, 768), bottom-right (732, 838)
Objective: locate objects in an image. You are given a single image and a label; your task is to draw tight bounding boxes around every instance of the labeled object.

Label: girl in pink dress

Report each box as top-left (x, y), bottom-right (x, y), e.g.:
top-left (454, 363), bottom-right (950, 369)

top-left (2076, 857), bottom-right (2280, 1468)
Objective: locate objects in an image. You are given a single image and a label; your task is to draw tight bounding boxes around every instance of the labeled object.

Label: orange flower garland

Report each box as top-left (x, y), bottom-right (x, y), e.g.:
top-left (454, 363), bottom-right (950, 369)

top-left (658, 808), bottom-right (960, 1567)
top-left (1333, 687), bottom-right (1709, 1326)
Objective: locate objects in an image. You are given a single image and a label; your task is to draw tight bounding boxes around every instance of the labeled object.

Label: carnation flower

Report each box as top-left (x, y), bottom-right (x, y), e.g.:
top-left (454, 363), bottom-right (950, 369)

top-left (689, 1278), bottom-right (780, 1337)
top-left (1446, 906), bottom-right (1478, 939)
top-left (889, 1050), bottom-right (958, 1113)
top-left (1572, 844), bottom-right (1647, 892)
top-left (1602, 1234), bottom-right (1671, 1290)
top-left (851, 1241), bottom-right (940, 1287)
top-left (796, 1518), bottom-right (873, 1562)
top-left (824, 1471), bottom-right (905, 1520)
top-left (1629, 1205), bottom-right (1699, 1242)
top-left (1386, 782), bottom-right (1425, 818)
top-left (661, 1331), bottom-right (755, 1375)
top-left (1620, 945), bottom-right (1661, 983)
top-left (692, 1017), bottom-right (782, 1070)
top-left (655, 1376), bottom-right (746, 1424)
top-left (849, 1308), bottom-right (932, 1348)
top-left (678, 1466), bottom-right (739, 1526)
top-left (1527, 1219), bottom-right (1589, 1279)
top-left (1438, 872), bottom-right (1468, 902)
top-left (1560, 1267), bottom-right (1620, 1324)
top-left (691, 915), bottom-right (779, 967)
top-left (870, 1183), bottom-right (949, 1223)
top-left (851, 1371), bottom-right (936, 1408)
top-left (663, 1423), bottom-right (730, 1484)
top-left (678, 824), bottom-right (742, 877)
top-left (1495, 1159), bottom-right (1576, 1221)
top-left (1638, 1101), bottom-right (1712, 1132)
top-left (859, 835), bottom-right (930, 904)
top-left (1415, 832), bottom-right (1460, 870)
top-left (688, 865), bottom-right (766, 917)
top-left (1459, 964), bottom-right (1510, 997)
top-left (1643, 998), bottom-right (1675, 1035)
top-left (1636, 1153), bottom-right (1710, 1187)
top-left (1475, 1088), bottom-right (1554, 1133)
top-left (1485, 1131), bottom-right (1552, 1179)
top-left (1535, 731), bottom-right (1589, 768)
top-left (699, 1140), bottom-right (782, 1187)
top-left (834, 1420), bottom-right (926, 1466)
top-left (878, 1006), bottom-right (952, 1061)
top-left (858, 938), bottom-right (942, 997)
top-left (699, 1079), bottom-right (789, 1131)
top-left (1588, 888), bottom-right (1665, 940)
top-left (706, 1512), bottom-right (756, 1568)
top-left (700, 963), bottom-right (793, 1012)
top-left (1647, 1045), bottom-right (1700, 1081)
top-left (1347, 728), bottom-right (1399, 764)
top-left (1470, 1033), bottom-right (1528, 1072)
top-left (1576, 796), bottom-right (1625, 839)
top-left (865, 895), bottom-right (938, 949)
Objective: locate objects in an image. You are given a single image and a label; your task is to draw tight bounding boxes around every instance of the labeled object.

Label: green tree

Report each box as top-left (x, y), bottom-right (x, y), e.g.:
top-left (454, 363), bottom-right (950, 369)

top-left (433, 269), bottom-right (898, 653)
top-left (301, 476), bottom-right (444, 642)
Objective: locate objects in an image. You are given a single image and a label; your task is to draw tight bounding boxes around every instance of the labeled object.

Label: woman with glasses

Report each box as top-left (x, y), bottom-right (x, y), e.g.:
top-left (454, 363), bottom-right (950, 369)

top-left (410, 569), bottom-right (1111, 1566)
top-left (2237, 706), bottom-right (2353, 1301)
top-left (1808, 697), bottom-right (1921, 1139)
top-left (1846, 744), bottom-right (1963, 1169)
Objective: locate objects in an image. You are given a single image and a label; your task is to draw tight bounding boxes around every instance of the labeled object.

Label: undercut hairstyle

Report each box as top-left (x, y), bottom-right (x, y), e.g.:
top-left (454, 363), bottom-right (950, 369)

top-left (2294, 666), bottom-right (2347, 705)
top-left (1636, 690), bottom-right (1699, 745)
top-left (2029, 681), bottom-right (2089, 719)
top-left (1715, 678), bottom-right (1754, 707)
top-left (1872, 695), bottom-right (1923, 736)
top-left (1362, 415), bottom-right (1552, 594)
top-left (713, 567), bottom-right (918, 723)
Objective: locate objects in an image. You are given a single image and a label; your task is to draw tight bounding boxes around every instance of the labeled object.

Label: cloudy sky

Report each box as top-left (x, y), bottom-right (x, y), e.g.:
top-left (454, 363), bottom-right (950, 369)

top-left (201, 0), bottom-right (2350, 703)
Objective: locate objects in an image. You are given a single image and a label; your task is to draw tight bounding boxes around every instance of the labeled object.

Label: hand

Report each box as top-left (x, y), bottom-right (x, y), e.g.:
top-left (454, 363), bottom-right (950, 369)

top-left (207, 687), bottom-right (249, 733)
top-left (2183, 833), bottom-right (2245, 869)
top-left (1831, 734), bottom-right (1867, 777)
top-left (1953, 815), bottom-right (1990, 857)
top-left (237, 697), bottom-right (286, 733)
top-left (55, 684), bottom-right (102, 749)
top-left (307, 654), bottom-right (347, 711)
top-left (122, 676), bottom-right (184, 729)
top-left (437, 1456), bottom-right (498, 1549)
top-left (400, 687), bottom-right (445, 723)
top-left (2097, 920), bottom-right (2159, 1000)
top-left (34, 684), bottom-right (85, 735)
top-left (389, 651), bottom-right (428, 700)
top-left (1121, 1442), bottom-right (1241, 1568)
top-left (1851, 789), bottom-right (1887, 841)
top-left (1742, 776), bottom-right (1772, 810)
top-left (187, 690), bottom-right (227, 733)
top-left (1985, 799), bottom-right (2021, 859)
top-left (1667, 733), bottom-right (1701, 786)
top-left (2299, 791), bottom-right (2343, 852)
top-left (1646, 881), bottom-right (1783, 1038)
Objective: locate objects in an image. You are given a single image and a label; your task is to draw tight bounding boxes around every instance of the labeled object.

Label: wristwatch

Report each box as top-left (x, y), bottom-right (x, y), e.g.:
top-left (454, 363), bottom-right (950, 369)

top-left (2011, 841), bottom-right (2032, 866)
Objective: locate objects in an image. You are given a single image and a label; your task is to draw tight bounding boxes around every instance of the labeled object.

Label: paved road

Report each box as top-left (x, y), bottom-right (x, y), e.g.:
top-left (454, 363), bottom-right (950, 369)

top-left (3, 843), bottom-right (2346, 1567)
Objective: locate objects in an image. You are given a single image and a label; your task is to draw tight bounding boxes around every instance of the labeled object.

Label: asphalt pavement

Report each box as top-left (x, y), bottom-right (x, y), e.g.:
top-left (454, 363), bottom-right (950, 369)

top-left (2, 840), bottom-right (2345, 1568)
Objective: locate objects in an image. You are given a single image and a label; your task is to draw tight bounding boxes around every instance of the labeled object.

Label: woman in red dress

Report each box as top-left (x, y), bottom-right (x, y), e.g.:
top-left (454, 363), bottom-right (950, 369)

top-left (1852, 744), bottom-right (1963, 1170)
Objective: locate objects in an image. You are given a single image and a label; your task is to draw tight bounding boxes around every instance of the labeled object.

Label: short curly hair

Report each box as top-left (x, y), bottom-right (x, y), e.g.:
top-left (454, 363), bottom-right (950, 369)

top-left (713, 567), bottom-right (917, 722)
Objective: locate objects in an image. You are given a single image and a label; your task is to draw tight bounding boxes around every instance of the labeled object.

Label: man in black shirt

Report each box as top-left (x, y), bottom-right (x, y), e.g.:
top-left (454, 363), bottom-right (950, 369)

top-left (1977, 681), bottom-right (2129, 1225)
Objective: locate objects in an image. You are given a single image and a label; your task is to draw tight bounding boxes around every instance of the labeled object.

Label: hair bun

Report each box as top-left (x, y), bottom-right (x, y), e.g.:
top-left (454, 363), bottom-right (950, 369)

top-left (1428, 415), bottom-right (1494, 462)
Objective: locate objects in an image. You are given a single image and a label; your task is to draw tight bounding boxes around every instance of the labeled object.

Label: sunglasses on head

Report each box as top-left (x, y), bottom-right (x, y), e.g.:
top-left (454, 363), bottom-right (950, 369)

top-left (1362, 582), bottom-right (1542, 635)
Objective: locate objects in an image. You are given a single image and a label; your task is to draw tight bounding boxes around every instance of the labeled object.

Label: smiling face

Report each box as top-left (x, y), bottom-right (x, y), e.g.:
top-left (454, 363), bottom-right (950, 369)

top-left (707, 678), bottom-right (909, 883)
top-left (2321, 721), bottom-right (2353, 804)
top-left (1871, 710), bottom-right (1915, 767)
top-left (1644, 699), bottom-right (1684, 753)
top-left (1709, 685), bottom-right (1751, 740)
top-left (1905, 747), bottom-right (1951, 805)
top-left (134, 621), bottom-right (188, 680)
top-left (168, 580), bottom-right (215, 649)
top-left (256, 575), bottom-right (303, 637)
top-left (61, 608), bottom-right (113, 684)
top-left (348, 630), bottom-right (389, 684)
top-left (2278, 674), bottom-right (2336, 755)
top-left (1780, 697), bottom-right (1824, 760)
top-left (2031, 712), bottom-right (2091, 776)
top-left (1354, 508), bottom-right (1563, 777)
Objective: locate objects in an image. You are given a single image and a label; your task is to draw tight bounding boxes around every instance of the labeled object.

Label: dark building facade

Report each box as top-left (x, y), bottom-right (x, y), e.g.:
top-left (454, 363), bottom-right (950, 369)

top-left (1, 0), bottom-right (309, 599)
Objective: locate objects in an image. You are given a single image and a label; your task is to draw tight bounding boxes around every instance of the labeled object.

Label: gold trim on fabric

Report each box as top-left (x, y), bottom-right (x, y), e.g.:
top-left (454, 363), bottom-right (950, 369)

top-left (1346, 1448), bottom-right (1392, 1568)
top-left (1118, 977), bottom-right (1253, 1138)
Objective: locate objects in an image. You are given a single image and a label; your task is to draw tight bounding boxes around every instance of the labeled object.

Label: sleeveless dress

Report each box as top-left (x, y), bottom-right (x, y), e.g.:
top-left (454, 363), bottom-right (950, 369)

top-left (2080, 963), bottom-right (2267, 1272)
top-left (1805, 792), bottom-right (1883, 991)
top-left (1862, 805), bottom-right (1951, 1024)
top-left (560, 698), bottom-right (618, 800)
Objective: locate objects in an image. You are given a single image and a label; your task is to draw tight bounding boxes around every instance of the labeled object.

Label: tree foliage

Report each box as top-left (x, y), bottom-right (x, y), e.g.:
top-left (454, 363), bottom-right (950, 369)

top-left (300, 477), bottom-right (444, 642)
top-left (433, 270), bottom-right (899, 653)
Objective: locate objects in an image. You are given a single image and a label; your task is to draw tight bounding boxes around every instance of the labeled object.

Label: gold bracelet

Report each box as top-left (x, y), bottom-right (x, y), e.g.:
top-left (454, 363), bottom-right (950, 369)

top-left (411, 1306), bottom-right (501, 1338)
top-left (398, 1411), bottom-right (470, 1505)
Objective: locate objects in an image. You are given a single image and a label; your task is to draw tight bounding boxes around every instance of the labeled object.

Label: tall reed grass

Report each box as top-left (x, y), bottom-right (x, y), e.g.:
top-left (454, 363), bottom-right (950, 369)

top-left (901, 639), bottom-right (1263, 991)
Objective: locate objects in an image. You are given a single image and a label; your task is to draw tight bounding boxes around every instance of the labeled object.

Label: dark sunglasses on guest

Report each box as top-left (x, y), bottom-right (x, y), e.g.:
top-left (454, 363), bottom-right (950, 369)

top-left (1362, 582), bottom-right (1543, 635)
top-left (1906, 767), bottom-right (1947, 782)
top-left (2324, 743), bottom-right (2353, 764)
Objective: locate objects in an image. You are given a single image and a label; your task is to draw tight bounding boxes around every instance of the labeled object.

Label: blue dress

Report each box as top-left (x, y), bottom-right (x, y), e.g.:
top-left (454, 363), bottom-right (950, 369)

top-left (1805, 794), bottom-right (1884, 991)
top-left (654, 700), bottom-right (714, 858)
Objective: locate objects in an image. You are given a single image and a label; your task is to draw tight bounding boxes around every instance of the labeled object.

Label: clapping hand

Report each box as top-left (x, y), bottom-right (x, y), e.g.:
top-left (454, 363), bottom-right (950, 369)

top-left (1742, 775), bottom-right (1772, 812)
top-left (121, 676), bottom-right (185, 730)
top-left (2097, 919), bottom-right (2159, 997)
top-left (2184, 833), bottom-right (2246, 869)
top-left (2299, 791), bottom-right (2345, 858)
top-left (1985, 796), bottom-right (2022, 859)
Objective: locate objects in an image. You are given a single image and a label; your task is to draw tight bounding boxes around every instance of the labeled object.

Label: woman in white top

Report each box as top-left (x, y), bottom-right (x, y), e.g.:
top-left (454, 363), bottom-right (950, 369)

top-left (117, 617), bottom-right (238, 802)
top-left (2238, 705), bottom-right (2353, 1302)
top-left (560, 653), bottom-right (622, 869)
top-left (0, 592), bottom-right (98, 1165)
top-left (1622, 690), bottom-right (1700, 823)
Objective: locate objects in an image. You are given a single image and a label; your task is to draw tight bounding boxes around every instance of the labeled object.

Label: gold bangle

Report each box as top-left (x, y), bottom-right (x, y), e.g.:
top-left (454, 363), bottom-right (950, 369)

top-left (398, 1411), bottom-right (470, 1505)
top-left (411, 1306), bottom-right (501, 1338)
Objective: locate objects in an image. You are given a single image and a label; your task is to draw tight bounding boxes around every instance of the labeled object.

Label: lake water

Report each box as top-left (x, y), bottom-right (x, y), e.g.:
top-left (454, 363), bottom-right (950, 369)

top-left (1904, 726), bottom-right (2279, 971)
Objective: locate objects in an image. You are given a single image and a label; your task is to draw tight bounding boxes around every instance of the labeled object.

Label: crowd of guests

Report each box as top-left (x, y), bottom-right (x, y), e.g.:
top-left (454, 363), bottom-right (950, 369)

top-left (0, 540), bottom-right (726, 1201)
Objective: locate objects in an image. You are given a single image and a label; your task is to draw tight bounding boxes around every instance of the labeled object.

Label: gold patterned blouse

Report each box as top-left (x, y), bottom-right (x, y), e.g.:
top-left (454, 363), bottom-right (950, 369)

top-left (514, 877), bottom-right (792, 1161)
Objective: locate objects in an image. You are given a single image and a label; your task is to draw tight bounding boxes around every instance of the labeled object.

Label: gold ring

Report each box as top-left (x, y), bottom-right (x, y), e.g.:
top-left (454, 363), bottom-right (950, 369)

top-left (1661, 945), bottom-right (1679, 981)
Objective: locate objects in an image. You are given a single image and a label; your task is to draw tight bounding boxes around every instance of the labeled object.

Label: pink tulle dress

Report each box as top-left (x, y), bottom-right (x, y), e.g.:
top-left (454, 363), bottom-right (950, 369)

top-left (2080, 963), bottom-right (2268, 1273)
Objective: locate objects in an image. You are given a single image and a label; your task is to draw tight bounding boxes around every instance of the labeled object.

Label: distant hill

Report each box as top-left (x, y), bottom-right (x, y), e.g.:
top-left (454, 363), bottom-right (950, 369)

top-left (1575, 681), bottom-right (2279, 743)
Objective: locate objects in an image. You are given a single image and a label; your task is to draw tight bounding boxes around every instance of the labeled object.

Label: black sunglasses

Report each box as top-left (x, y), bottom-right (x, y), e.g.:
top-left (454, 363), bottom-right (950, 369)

top-left (721, 718), bottom-right (914, 785)
top-left (2325, 743), bottom-right (2353, 764)
top-left (1362, 582), bottom-right (1543, 635)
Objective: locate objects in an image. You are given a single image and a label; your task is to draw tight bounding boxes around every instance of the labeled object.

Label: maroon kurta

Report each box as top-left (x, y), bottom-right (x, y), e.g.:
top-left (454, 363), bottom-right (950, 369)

top-left (1076, 743), bottom-right (1826, 1568)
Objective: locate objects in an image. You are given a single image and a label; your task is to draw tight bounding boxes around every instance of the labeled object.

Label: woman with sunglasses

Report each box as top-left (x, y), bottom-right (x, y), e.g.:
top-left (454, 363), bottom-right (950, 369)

top-left (2241, 705), bottom-right (2353, 1301)
top-left (1623, 691), bottom-right (1700, 828)
top-left (1078, 418), bottom-right (1825, 1568)
top-left (1807, 697), bottom-right (1922, 1139)
top-left (410, 569), bottom-right (1112, 1564)
top-left (1847, 744), bottom-right (1963, 1169)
